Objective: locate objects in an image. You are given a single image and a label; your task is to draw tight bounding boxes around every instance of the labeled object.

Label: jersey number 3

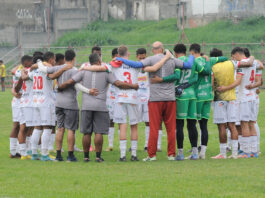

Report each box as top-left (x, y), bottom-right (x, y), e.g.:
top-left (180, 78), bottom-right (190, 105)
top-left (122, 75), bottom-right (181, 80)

top-left (33, 76), bottom-right (43, 90)
top-left (123, 72), bottom-right (132, 84)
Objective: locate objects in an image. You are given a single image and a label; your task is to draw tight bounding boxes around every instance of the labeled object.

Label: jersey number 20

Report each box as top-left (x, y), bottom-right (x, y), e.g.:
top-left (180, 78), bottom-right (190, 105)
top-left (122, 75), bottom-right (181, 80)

top-left (33, 76), bottom-right (43, 90)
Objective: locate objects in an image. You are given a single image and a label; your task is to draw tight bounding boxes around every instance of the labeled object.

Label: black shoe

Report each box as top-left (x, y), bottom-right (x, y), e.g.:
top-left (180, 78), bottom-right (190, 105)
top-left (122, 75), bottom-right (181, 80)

top-left (55, 156), bottom-right (64, 161)
top-left (67, 155), bottom-right (77, 162)
top-left (119, 156), bottom-right (126, 162)
top-left (144, 147), bottom-right (147, 152)
top-left (84, 158), bottom-right (90, 162)
top-left (128, 147), bottom-right (132, 152)
top-left (96, 157), bottom-right (104, 163)
top-left (131, 156), bottom-right (139, 161)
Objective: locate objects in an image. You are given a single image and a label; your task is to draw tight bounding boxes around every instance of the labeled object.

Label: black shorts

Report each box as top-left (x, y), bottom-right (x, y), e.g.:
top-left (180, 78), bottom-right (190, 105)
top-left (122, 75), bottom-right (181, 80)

top-left (80, 110), bottom-right (109, 134)
top-left (56, 107), bottom-right (79, 131)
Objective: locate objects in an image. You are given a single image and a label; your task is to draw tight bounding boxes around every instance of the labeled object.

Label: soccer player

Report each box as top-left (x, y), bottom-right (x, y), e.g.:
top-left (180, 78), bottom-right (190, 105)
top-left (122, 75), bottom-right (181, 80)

top-left (0, 60), bottom-right (6, 92)
top-left (57, 53), bottom-right (139, 162)
top-left (55, 53), bottom-right (65, 65)
top-left (29, 52), bottom-right (57, 161)
top-left (14, 55), bottom-right (34, 160)
top-left (115, 41), bottom-right (194, 161)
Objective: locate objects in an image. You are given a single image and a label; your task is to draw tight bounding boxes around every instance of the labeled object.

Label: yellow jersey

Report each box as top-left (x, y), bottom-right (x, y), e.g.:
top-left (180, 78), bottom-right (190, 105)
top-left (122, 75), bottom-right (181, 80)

top-left (212, 61), bottom-right (236, 101)
top-left (1, 64), bottom-right (6, 77)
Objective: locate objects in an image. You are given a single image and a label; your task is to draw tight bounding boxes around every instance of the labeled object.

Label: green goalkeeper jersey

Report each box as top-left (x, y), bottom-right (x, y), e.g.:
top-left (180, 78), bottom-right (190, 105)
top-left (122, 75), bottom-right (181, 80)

top-left (196, 56), bottom-right (228, 101)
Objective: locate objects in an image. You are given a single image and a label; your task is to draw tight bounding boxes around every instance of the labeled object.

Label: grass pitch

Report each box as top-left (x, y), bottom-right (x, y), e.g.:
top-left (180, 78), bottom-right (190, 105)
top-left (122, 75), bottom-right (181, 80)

top-left (0, 89), bottom-right (265, 198)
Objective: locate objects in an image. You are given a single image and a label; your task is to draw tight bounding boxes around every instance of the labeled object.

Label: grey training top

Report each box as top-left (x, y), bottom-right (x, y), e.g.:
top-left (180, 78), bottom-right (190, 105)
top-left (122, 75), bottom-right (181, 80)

top-left (72, 70), bottom-right (117, 111)
top-left (141, 53), bottom-right (184, 102)
top-left (47, 65), bottom-right (79, 110)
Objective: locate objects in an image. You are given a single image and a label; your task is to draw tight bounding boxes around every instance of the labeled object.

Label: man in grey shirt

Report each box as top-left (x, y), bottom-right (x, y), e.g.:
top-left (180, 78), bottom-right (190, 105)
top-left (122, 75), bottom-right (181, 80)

top-left (57, 53), bottom-right (139, 162)
top-left (116, 41), bottom-right (194, 161)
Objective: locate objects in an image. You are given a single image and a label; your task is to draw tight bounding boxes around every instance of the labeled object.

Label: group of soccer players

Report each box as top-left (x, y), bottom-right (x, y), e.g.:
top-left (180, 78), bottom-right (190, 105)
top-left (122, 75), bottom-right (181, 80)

top-left (8, 42), bottom-right (263, 162)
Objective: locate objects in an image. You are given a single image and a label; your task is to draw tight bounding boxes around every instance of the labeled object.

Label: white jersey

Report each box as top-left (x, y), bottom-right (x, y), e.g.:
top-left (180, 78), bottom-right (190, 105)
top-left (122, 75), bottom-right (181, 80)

top-left (110, 63), bottom-right (140, 104)
top-left (11, 70), bottom-right (22, 108)
top-left (31, 68), bottom-right (55, 107)
top-left (236, 58), bottom-right (256, 102)
top-left (137, 71), bottom-right (149, 104)
top-left (15, 68), bottom-right (34, 108)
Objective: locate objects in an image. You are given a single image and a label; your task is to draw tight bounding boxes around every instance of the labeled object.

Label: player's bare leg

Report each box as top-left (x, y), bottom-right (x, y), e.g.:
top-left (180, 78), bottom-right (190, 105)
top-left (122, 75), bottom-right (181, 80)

top-left (83, 134), bottom-right (91, 162)
top-left (94, 133), bottom-right (104, 162)
top-left (55, 127), bottom-right (65, 161)
top-left (119, 123), bottom-right (127, 161)
top-left (238, 121), bottom-right (251, 158)
top-left (66, 129), bottom-right (77, 162)
top-left (130, 124), bottom-right (139, 161)
top-left (212, 123), bottom-right (227, 159)
top-left (249, 121), bottom-right (258, 157)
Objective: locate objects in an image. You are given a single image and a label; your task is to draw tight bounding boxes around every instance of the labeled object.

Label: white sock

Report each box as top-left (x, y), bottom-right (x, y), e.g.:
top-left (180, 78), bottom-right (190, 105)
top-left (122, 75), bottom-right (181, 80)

top-left (31, 129), bottom-right (42, 155)
top-left (131, 140), bottom-right (138, 157)
top-left (200, 145), bottom-right (207, 155)
top-left (231, 140), bottom-right (238, 155)
top-left (157, 130), bottom-right (162, 149)
top-left (144, 126), bottom-right (150, 148)
top-left (177, 149), bottom-right (183, 155)
top-left (238, 135), bottom-right (242, 150)
top-left (19, 143), bottom-right (27, 157)
top-left (41, 129), bottom-right (52, 156)
top-left (226, 129), bottom-right (231, 149)
top-left (250, 136), bottom-right (258, 153)
top-left (48, 133), bottom-right (55, 151)
top-left (192, 147), bottom-right (198, 155)
top-left (220, 143), bottom-right (227, 156)
top-left (26, 136), bottom-right (31, 153)
top-left (242, 137), bottom-right (250, 154)
top-left (16, 140), bottom-right (20, 154)
top-left (108, 127), bottom-right (115, 148)
top-left (120, 140), bottom-right (127, 158)
top-left (10, 138), bottom-right (18, 156)
top-left (255, 122), bottom-right (260, 152)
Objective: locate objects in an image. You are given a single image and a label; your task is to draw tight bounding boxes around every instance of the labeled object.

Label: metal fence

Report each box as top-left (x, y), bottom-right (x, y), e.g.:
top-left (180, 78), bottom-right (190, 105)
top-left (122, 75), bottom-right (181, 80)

top-left (3, 41), bottom-right (265, 88)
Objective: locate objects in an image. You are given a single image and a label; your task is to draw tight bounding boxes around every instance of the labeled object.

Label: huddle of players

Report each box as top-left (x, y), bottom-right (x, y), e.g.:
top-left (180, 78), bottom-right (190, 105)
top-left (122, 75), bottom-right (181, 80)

top-left (9, 43), bottom-right (263, 162)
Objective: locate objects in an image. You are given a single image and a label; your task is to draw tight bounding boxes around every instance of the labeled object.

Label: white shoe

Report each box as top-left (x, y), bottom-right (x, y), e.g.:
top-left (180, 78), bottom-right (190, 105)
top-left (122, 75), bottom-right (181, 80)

top-left (199, 153), bottom-right (206, 159)
top-left (143, 156), bottom-right (157, 162)
top-left (228, 154), bottom-right (238, 159)
top-left (211, 154), bottom-right (227, 159)
top-left (168, 155), bottom-right (175, 161)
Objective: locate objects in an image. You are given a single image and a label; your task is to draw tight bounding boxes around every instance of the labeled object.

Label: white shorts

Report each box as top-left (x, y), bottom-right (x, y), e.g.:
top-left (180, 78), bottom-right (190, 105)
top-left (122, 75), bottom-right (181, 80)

top-left (106, 99), bottom-right (115, 120)
top-left (21, 107), bottom-right (34, 127)
top-left (239, 101), bottom-right (256, 121)
top-left (113, 103), bottom-right (139, 125)
top-left (12, 106), bottom-right (21, 122)
top-left (32, 105), bottom-right (56, 126)
top-left (138, 103), bottom-right (149, 123)
top-left (213, 101), bottom-right (238, 124)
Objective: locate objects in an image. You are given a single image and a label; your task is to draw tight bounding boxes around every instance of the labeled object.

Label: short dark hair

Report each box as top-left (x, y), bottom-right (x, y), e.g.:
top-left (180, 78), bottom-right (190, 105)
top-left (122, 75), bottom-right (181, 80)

top-left (210, 48), bottom-right (223, 57)
top-left (21, 55), bottom-right (32, 64)
top-left (33, 51), bottom-right (43, 63)
top-left (89, 53), bottom-right (100, 65)
top-left (136, 48), bottom-right (147, 55)
top-left (33, 51), bottom-right (43, 57)
top-left (43, 52), bottom-right (55, 62)
top-left (231, 47), bottom-right (244, 55)
top-left (174, 44), bottom-right (186, 54)
top-left (189, 43), bottom-right (201, 53)
top-left (56, 53), bottom-right (65, 63)
top-left (92, 46), bottom-right (101, 53)
top-left (112, 48), bottom-right (118, 57)
top-left (0, 60), bottom-right (3, 64)
top-left (65, 50), bottom-right (76, 61)
top-left (243, 48), bottom-right (250, 58)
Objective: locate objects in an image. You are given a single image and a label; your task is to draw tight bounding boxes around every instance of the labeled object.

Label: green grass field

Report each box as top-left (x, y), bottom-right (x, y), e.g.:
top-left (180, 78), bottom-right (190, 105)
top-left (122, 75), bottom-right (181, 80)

top-left (0, 89), bottom-right (265, 198)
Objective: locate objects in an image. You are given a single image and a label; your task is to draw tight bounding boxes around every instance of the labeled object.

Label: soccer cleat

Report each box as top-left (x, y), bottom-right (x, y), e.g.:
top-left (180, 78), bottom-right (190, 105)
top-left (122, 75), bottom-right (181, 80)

top-left (144, 147), bottom-right (147, 152)
top-left (211, 154), bottom-right (227, 159)
top-left (119, 156), bottom-right (126, 162)
top-left (168, 155), bottom-right (175, 161)
top-left (21, 155), bottom-right (31, 160)
top-left (199, 153), bottom-right (206, 160)
top-left (27, 150), bottom-right (32, 156)
top-left (131, 156), bottom-right (139, 161)
top-left (142, 156), bottom-right (157, 162)
top-left (250, 152), bottom-right (259, 158)
top-left (228, 154), bottom-right (238, 159)
top-left (238, 153), bottom-right (250, 159)
top-left (84, 158), bottom-right (90, 162)
top-left (9, 153), bottom-right (21, 158)
top-left (105, 147), bottom-right (113, 152)
top-left (55, 156), bottom-right (64, 162)
top-left (175, 154), bottom-right (184, 161)
top-left (41, 155), bottom-right (54, 161)
top-left (96, 157), bottom-right (104, 163)
top-left (31, 154), bottom-right (40, 160)
top-left (188, 154), bottom-right (198, 160)
top-left (238, 150), bottom-right (244, 155)
top-left (48, 154), bottom-right (56, 160)
top-left (67, 156), bottom-right (78, 162)
top-left (74, 145), bottom-right (83, 152)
